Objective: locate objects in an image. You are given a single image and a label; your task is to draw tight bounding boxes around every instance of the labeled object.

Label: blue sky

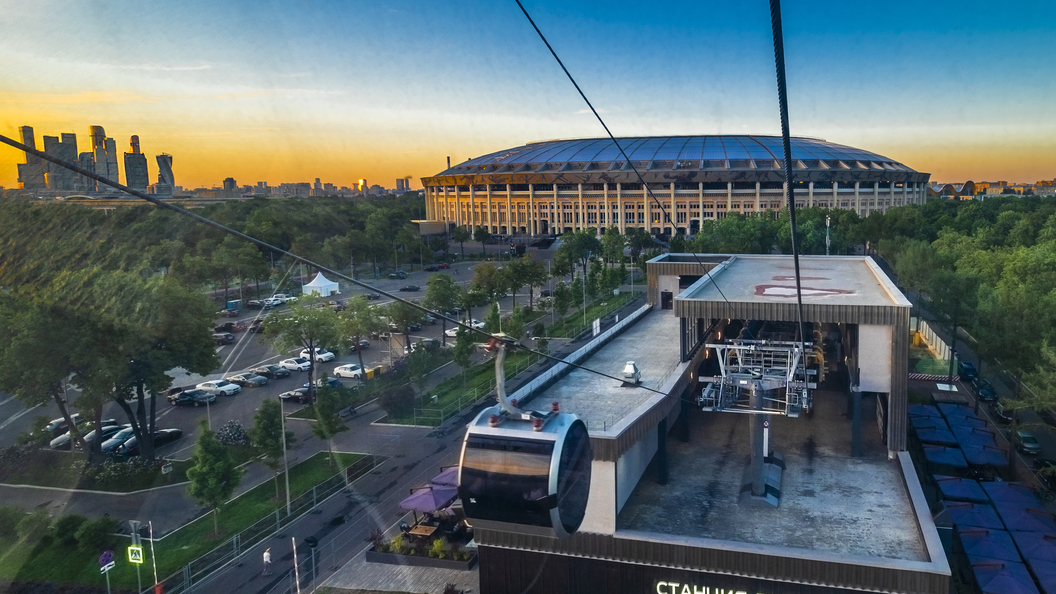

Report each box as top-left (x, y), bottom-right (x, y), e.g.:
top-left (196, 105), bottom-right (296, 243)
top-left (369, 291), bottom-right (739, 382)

top-left (1, 0), bottom-right (1054, 188)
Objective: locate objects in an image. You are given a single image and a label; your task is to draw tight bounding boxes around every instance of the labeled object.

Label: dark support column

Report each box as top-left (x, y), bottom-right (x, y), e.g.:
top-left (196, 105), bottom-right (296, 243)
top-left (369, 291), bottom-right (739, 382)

top-left (851, 388), bottom-right (863, 458)
top-left (679, 395), bottom-right (690, 443)
top-left (750, 383), bottom-right (765, 497)
top-left (656, 419), bottom-right (669, 485)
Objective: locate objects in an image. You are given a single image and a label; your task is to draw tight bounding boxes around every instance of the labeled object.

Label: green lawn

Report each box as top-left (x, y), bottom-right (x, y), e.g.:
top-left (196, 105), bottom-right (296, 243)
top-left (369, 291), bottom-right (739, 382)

top-left (546, 291), bottom-right (640, 338)
top-left (385, 350), bottom-right (538, 426)
top-left (0, 451), bottom-right (365, 590)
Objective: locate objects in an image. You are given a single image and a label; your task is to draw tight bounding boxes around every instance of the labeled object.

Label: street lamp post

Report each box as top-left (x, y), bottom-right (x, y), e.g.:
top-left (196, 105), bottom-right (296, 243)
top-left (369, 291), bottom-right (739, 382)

top-left (826, 215), bottom-right (831, 256)
top-left (279, 397), bottom-right (292, 515)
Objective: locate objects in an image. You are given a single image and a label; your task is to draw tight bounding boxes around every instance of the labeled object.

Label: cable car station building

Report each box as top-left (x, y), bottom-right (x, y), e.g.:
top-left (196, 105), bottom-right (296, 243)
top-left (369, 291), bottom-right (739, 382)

top-left (473, 254), bottom-right (949, 594)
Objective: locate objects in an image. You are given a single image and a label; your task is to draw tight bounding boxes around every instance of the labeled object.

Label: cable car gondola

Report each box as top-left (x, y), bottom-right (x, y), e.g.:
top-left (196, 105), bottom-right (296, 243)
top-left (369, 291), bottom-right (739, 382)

top-left (458, 338), bottom-right (593, 539)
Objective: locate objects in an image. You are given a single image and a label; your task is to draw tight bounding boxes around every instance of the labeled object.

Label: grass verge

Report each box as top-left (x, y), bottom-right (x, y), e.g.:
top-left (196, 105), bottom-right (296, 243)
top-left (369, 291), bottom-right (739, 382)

top-left (0, 451), bottom-right (364, 590)
top-left (546, 291), bottom-right (640, 338)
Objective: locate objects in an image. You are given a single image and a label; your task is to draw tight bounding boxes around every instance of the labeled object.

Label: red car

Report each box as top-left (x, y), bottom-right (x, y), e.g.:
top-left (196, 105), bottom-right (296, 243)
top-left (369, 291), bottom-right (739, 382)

top-left (437, 262), bottom-right (450, 269)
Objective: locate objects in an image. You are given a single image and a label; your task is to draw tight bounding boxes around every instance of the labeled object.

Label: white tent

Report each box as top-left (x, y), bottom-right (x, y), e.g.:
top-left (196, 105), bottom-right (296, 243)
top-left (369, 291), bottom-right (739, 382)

top-left (303, 272), bottom-right (340, 296)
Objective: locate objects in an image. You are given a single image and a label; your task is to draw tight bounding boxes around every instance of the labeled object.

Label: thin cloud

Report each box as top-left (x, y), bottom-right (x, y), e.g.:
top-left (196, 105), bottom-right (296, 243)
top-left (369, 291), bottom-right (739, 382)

top-left (0, 89), bottom-right (170, 104)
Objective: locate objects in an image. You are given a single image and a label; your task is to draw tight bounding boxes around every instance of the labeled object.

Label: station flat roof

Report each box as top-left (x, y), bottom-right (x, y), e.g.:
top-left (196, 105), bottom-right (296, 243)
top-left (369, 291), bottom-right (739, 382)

top-left (526, 310), bottom-right (680, 434)
top-left (676, 254), bottom-right (909, 309)
top-left (618, 391), bottom-right (929, 562)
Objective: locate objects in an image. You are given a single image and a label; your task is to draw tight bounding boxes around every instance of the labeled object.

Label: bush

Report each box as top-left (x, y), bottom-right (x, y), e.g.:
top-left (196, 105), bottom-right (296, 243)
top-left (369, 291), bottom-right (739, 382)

top-left (17, 510), bottom-right (52, 541)
top-left (0, 505), bottom-right (25, 538)
top-left (51, 514), bottom-right (88, 546)
top-left (532, 322), bottom-right (544, 337)
top-left (389, 534), bottom-right (404, 554)
top-left (92, 457), bottom-right (160, 488)
top-left (75, 516), bottom-right (118, 552)
top-left (379, 384), bottom-right (416, 416)
top-left (216, 419), bottom-right (250, 446)
top-left (429, 538), bottom-right (446, 559)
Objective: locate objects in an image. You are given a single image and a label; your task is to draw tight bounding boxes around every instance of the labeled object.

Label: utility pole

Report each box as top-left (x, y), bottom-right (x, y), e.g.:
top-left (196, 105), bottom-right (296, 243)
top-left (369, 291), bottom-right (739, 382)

top-left (280, 397), bottom-right (292, 515)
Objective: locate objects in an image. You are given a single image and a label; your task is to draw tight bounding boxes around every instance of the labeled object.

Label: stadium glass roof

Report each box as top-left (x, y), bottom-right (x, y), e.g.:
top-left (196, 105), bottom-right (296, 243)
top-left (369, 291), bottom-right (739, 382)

top-left (458, 135), bottom-right (900, 169)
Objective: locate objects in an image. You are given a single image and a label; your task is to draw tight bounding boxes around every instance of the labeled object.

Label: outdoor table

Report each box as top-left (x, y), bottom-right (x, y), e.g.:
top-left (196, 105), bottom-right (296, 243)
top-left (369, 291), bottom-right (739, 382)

top-left (409, 524), bottom-right (438, 538)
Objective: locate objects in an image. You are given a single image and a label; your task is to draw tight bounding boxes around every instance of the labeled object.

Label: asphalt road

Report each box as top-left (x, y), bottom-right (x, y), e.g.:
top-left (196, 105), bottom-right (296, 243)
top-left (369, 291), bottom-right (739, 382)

top-left (0, 250), bottom-right (564, 454)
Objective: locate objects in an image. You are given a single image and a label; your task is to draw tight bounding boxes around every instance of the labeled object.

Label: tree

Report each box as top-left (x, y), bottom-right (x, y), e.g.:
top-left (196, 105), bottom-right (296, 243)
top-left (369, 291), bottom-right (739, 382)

top-left (553, 281), bottom-right (573, 318)
top-left (484, 302), bottom-right (502, 334)
top-left (499, 259), bottom-right (525, 308)
top-left (927, 268), bottom-right (980, 382)
top-left (264, 296), bottom-right (342, 401)
top-left (340, 295), bottom-right (386, 372)
top-left (470, 262), bottom-right (503, 302)
top-left (385, 300), bottom-right (424, 354)
top-left (474, 227), bottom-right (492, 255)
top-left (452, 326), bottom-right (475, 385)
top-left (186, 420), bottom-right (243, 536)
top-left (250, 400), bottom-right (295, 499)
top-left (312, 384), bottom-right (349, 467)
top-left (451, 226), bottom-right (471, 260)
top-left (601, 226), bottom-right (625, 267)
top-left (423, 274), bottom-right (461, 346)
top-left (626, 227), bottom-right (654, 262)
top-left (557, 230), bottom-right (602, 279)
top-left (523, 259), bottom-right (548, 310)
top-left (406, 346), bottom-right (433, 394)
top-left (506, 306), bottom-right (526, 341)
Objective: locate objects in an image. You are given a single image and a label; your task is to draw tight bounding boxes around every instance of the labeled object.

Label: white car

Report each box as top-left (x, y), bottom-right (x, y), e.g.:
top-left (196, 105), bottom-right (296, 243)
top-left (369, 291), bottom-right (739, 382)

top-left (273, 293), bottom-right (297, 303)
top-left (279, 357), bottom-right (311, 372)
top-left (262, 297), bottom-right (283, 308)
top-left (299, 348), bottom-right (335, 362)
top-left (196, 379), bottom-right (241, 396)
top-left (333, 363), bottom-right (364, 379)
top-left (466, 319), bottom-right (485, 329)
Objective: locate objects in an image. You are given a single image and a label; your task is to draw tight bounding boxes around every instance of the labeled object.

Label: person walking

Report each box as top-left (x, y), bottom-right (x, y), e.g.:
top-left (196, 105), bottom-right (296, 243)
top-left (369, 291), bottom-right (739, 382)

top-left (262, 548), bottom-right (272, 576)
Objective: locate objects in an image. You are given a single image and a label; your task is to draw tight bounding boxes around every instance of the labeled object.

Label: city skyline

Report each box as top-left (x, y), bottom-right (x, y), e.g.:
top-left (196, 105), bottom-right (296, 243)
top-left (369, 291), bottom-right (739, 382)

top-left (2, 1), bottom-right (1055, 190)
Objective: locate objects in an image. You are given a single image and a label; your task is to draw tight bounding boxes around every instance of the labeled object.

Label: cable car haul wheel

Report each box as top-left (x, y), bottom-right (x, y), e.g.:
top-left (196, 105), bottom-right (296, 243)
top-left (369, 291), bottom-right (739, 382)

top-left (458, 404), bottom-right (592, 539)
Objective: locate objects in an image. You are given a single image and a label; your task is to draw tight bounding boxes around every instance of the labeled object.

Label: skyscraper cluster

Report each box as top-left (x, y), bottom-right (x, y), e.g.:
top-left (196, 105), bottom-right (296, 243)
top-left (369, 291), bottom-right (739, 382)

top-left (15, 125), bottom-right (174, 195)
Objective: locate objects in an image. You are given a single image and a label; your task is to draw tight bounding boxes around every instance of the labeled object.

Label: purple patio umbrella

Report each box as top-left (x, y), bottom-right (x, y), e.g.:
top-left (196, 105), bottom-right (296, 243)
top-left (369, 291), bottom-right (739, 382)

top-left (924, 445), bottom-right (968, 469)
top-left (918, 427), bottom-right (959, 446)
top-left (963, 445), bottom-right (1009, 467)
top-left (947, 502), bottom-right (1005, 530)
top-left (983, 482), bottom-right (1043, 506)
top-left (1011, 532), bottom-right (1056, 563)
top-left (1023, 558), bottom-right (1056, 594)
top-left (958, 528), bottom-right (1022, 562)
top-left (970, 559), bottom-right (1040, 594)
top-left (955, 427), bottom-right (998, 448)
top-left (432, 465), bottom-right (459, 487)
top-left (936, 476), bottom-right (990, 504)
top-left (909, 404), bottom-right (942, 418)
top-left (399, 485), bottom-right (459, 514)
top-left (996, 503), bottom-right (1056, 533)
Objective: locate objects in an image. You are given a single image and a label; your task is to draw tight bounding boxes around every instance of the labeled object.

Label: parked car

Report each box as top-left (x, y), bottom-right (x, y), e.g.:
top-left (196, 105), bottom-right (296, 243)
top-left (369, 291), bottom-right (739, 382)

top-left (422, 314), bottom-right (437, 324)
top-left (272, 293), bottom-right (296, 303)
top-left (251, 364), bottom-right (291, 379)
top-left (407, 339), bottom-right (441, 354)
top-left (116, 428), bottom-right (184, 457)
top-left (217, 308), bottom-right (240, 318)
top-left (366, 292), bottom-right (381, 300)
top-left (407, 322), bottom-right (423, 332)
top-left (248, 319), bottom-right (267, 333)
top-left (398, 285), bottom-right (420, 292)
top-left (958, 361), bottom-right (978, 381)
top-left (50, 422), bottom-right (124, 450)
top-left (972, 378), bottom-right (997, 402)
top-left (334, 364), bottom-right (364, 379)
top-left (304, 377), bottom-right (343, 390)
top-left (228, 373), bottom-right (268, 387)
top-left (348, 339), bottom-right (370, 351)
top-left (437, 262), bottom-right (450, 269)
top-left (299, 348), bottom-right (336, 362)
top-left (213, 321), bottom-right (244, 333)
top-left (327, 300), bottom-right (345, 311)
top-left (168, 388), bottom-right (216, 407)
top-left (100, 426), bottom-right (137, 454)
top-left (279, 387), bottom-right (312, 403)
top-left (388, 270), bottom-right (408, 280)
top-left (212, 332), bottom-right (235, 346)
top-left (46, 414), bottom-right (85, 437)
top-left (246, 300), bottom-right (264, 309)
top-left (280, 357), bottom-right (311, 372)
top-left (197, 379), bottom-right (242, 396)
top-left (1018, 431), bottom-right (1042, 455)
top-left (540, 289), bottom-right (552, 298)
top-left (262, 297), bottom-right (283, 308)
top-left (423, 265), bottom-right (439, 272)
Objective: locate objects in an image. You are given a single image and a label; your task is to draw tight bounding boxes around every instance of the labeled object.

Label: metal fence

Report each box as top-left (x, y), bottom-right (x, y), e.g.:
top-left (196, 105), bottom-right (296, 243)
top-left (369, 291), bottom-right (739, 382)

top-left (143, 455), bottom-right (381, 594)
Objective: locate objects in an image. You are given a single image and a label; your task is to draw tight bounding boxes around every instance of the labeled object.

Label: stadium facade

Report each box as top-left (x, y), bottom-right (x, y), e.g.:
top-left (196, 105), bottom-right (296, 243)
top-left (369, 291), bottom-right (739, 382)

top-left (420, 135), bottom-right (931, 236)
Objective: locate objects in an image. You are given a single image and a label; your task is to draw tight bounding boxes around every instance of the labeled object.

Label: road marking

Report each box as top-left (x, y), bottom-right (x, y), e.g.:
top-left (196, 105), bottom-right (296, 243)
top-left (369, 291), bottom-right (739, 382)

top-left (0, 394), bottom-right (18, 407)
top-left (0, 403), bottom-right (41, 431)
